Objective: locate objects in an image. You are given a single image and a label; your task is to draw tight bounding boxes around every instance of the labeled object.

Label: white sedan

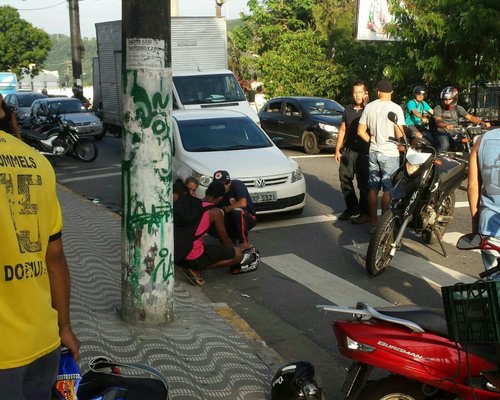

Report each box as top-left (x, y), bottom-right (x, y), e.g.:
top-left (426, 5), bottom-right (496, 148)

top-left (173, 109), bottom-right (306, 214)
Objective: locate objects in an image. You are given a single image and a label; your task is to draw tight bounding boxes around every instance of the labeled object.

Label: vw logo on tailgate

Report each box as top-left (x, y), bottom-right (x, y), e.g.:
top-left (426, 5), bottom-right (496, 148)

top-left (254, 178), bottom-right (266, 188)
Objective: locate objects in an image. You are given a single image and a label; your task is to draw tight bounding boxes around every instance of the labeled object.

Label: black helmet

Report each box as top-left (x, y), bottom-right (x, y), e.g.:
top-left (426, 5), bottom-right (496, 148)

top-left (271, 361), bottom-right (323, 400)
top-left (440, 86), bottom-right (458, 108)
top-left (413, 86), bottom-right (426, 96)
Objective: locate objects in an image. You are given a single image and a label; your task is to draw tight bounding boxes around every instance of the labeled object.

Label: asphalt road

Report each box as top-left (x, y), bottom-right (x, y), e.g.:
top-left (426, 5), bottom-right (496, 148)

top-left (53, 134), bottom-right (481, 399)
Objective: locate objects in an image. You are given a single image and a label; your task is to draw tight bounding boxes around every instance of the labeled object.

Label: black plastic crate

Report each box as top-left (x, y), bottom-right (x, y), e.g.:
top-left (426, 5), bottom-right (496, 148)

top-left (442, 281), bottom-right (500, 343)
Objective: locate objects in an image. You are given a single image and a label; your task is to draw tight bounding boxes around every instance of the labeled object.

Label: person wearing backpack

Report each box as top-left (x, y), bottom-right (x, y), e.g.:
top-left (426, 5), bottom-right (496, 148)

top-left (174, 180), bottom-right (245, 286)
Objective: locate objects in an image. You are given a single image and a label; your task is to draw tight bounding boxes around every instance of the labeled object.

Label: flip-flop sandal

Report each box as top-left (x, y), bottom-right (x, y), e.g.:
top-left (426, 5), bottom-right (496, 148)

top-left (183, 268), bottom-right (205, 286)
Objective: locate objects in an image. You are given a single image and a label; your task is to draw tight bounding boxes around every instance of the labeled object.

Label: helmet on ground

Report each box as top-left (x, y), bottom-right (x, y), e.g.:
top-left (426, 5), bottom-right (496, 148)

top-left (440, 86), bottom-right (458, 108)
top-left (271, 361), bottom-right (323, 400)
top-left (413, 86), bottom-right (426, 96)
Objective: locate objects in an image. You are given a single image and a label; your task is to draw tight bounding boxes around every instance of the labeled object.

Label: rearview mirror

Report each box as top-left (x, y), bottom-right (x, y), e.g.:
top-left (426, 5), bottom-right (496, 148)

top-left (456, 233), bottom-right (482, 250)
top-left (387, 111), bottom-right (398, 124)
top-left (272, 136), bottom-right (285, 148)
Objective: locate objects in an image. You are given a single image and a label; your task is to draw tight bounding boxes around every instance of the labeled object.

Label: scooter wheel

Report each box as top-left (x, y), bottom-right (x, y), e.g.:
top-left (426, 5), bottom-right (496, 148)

top-left (357, 376), bottom-right (426, 400)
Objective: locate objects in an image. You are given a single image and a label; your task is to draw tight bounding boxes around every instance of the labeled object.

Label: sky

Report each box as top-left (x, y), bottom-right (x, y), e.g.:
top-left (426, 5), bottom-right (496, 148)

top-left (2, 0), bottom-right (249, 38)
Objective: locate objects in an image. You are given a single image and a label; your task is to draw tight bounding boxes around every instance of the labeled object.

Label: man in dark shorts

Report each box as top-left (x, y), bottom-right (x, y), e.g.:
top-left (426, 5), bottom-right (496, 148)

top-left (180, 180), bottom-right (244, 285)
top-left (212, 170), bottom-right (257, 246)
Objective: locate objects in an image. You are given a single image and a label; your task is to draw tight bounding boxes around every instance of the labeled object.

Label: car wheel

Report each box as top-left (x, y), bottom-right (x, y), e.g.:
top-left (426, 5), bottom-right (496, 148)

top-left (303, 131), bottom-right (319, 154)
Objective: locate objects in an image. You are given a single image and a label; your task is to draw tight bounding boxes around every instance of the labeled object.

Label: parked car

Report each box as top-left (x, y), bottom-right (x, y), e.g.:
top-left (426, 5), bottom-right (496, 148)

top-left (30, 97), bottom-right (104, 138)
top-left (258, 96), bottom-right (344, 154)
top-left (4, 91), bottom-right (47, 125)
top-left (173, 109), bottom-right (306, 214)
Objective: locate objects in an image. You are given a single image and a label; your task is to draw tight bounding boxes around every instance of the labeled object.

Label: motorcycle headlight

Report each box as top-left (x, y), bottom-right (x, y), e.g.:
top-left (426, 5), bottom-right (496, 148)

top-left (405, 162), bottom-right (421, 176)
top-left (192, 171), bottom-right (211, 187)
top-left (291, 167), bottom-right (303, 183)
top-left (319, 123), bottom-right (338, 133)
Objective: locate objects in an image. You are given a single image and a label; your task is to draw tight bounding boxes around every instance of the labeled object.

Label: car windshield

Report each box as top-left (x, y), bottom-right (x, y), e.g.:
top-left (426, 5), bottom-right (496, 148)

top-left (177, 116), bottom-right (273, 152)
top-left (300, 99), bottom-right (344, 116)
top-left (18, 94), bottom-right (45, 107)
top-left (173, 74), bottom-right (247, 105)
top-left (48, 100), bottom-right (87, 114)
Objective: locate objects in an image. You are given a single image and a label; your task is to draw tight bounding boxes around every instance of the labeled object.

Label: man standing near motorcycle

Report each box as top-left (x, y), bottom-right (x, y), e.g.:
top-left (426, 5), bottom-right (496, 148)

top-left (335, 82), bottom-right (370, 224)
top-left (467, 128), bottom-right (500, 271)
top-left (434, 86), bottom-right (489, 152)
top-left (358, 79), bottom-right (405, 232)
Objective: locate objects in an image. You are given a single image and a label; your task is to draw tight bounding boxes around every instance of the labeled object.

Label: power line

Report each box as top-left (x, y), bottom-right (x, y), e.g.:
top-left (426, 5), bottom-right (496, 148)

top-left (16, 1), bottom-right (67, 11)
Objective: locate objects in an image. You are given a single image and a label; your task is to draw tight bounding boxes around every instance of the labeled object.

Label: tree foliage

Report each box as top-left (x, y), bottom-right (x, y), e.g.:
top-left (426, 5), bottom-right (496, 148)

top-left (45, 34), bottom-right (97, 86)
top-left (386, 0), bottom-right (500, 87)
top-left (0, 6), bottom-right (51, 77)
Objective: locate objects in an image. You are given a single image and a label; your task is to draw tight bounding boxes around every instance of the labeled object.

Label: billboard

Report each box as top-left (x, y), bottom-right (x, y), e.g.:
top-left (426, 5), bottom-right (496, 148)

top-left (356, 0), bottom-right (397, 41)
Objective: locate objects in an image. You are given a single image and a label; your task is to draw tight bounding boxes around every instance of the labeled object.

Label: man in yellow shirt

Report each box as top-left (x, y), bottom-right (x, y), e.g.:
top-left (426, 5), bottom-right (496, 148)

top-left (0, 130), bottom-right (80, 399)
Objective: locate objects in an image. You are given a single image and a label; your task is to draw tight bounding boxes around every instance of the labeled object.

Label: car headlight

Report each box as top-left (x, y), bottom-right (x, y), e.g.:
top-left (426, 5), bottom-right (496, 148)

top-left (291, 167), bottom-right (303, 183)
top-left (192, 171), bottom-right (212, 187)
top-left (319, 123), bottom-right (338, 133)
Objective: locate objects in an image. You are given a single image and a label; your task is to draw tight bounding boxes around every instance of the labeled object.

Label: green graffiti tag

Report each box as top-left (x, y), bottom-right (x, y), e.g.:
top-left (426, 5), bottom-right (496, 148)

top-left (150, 247), bottom-right (174, 283)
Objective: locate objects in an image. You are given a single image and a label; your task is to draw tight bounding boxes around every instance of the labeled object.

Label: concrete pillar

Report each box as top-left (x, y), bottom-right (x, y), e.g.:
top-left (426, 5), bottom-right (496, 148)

top-left (121, 0), bottom-right (174, 324)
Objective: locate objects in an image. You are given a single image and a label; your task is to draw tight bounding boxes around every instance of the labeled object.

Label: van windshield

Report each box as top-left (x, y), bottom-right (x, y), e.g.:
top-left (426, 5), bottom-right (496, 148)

top-left (173, 74), bottom-right (247, 105)
top-left (176, 116), bottom-right (273, 152)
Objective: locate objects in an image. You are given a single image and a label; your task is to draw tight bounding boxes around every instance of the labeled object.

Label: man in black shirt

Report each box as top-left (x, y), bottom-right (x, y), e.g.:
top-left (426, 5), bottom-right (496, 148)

top-left (213, 170), bottom-right (257, 247)
top-left (334, 82), bottom-right (370, 224)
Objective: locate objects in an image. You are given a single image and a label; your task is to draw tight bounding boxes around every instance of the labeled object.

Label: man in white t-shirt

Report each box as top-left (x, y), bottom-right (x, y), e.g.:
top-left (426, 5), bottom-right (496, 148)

top-left (357, 79), bottom-right (405, 231)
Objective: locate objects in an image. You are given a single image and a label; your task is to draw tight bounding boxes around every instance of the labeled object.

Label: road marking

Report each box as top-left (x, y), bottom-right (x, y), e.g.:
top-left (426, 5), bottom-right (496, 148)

top-left (56, 165), bottom-right (121, 175)
top-left (257, 214), bottom-right (338, 230)
top-left (289, 154), bottom-right (334, 159)
top-left (455, 201), bottom-right (468, 208)
top-left (58, 172), bottom-right (121, 183)
top-left (262, 253), bottom-right (392, 307)
top-left (343, 243), bottom-right (475, 287)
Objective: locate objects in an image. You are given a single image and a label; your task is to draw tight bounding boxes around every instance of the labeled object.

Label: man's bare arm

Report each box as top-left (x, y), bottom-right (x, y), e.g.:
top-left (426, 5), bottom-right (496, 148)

top-left (467, 137), bottom-right (482, 232)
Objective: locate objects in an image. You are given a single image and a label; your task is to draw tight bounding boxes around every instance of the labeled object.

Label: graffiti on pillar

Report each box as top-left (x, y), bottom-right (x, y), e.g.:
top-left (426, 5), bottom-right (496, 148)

top-left (121, 48), bottom-right (175, 321)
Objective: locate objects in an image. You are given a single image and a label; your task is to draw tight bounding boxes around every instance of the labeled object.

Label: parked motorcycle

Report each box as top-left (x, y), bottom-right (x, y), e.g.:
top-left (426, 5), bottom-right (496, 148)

top-left (22, 117), bottom-right (98, 162)
top-left (318, 234), bottom-right (500, 400)
top-left (365, 112), bottom-right (466, 276)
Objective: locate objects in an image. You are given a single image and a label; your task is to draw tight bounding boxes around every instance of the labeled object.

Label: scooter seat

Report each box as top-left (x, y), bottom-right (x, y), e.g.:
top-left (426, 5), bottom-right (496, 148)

top-left (376, 305), bottom-right (449, 338)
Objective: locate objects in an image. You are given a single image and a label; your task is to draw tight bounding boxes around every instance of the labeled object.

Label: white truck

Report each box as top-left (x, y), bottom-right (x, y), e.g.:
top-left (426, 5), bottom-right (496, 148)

top-left (94, 17), bottom-right (258, 134)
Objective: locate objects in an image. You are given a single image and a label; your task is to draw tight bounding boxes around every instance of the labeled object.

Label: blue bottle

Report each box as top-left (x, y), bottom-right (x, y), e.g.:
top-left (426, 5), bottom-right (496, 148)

top-left (53, 347), bottom-right (81, 400)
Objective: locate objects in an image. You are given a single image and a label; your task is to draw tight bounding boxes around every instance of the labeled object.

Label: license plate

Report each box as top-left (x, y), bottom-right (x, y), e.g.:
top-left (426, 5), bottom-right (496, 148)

top-left (251, 191), bottom-right (277, 203)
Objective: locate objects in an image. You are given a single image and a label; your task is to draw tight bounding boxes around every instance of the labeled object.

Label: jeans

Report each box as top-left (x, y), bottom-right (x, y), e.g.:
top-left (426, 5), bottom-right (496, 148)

top-left (434, 129), bottom-right (452, 152)
top-left (339, 148), bottom-right (369, 215)
top-left (368, 152), bottom-right (400, 192)
top-left (0, 348), bottom-right (60, 400)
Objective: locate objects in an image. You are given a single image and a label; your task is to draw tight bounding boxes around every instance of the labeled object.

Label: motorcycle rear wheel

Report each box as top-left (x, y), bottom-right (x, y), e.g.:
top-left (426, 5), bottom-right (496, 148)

top-left (357, 376), bottom-right (426, 400)
top-left (422, 192), bottom-right (455, 245)
top-left (366, 209), bottom-right (401, 276)
top-left (73, 139), bottom-right (98, 162)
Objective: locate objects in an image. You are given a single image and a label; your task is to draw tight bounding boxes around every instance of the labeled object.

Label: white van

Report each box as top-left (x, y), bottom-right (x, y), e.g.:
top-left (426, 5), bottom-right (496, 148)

top-left (172, 70), bottom-right (259, 123)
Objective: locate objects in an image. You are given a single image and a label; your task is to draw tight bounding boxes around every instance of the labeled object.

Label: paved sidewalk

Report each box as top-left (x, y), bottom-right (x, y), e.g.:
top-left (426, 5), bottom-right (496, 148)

top-left (58, 186), bottom-right (282, 400)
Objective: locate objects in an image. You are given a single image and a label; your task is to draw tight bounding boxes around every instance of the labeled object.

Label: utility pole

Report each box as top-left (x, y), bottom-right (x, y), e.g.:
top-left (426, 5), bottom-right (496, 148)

top-left (121, 0), bottom-right (173, 324)
top-left (68, 0), bottom-right (83, 87)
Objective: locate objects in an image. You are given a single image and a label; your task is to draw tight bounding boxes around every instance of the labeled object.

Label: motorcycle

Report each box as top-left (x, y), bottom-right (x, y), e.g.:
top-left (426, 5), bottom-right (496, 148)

top-left (318, 233), bottom-right (500, 400)
top-left (365, 112), bottom-right (466, 276)
top-left (22, 117), bottom-right (98, 162)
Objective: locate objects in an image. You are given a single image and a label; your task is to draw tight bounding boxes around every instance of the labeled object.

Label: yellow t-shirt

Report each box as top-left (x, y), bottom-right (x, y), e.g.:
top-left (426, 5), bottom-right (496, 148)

top-left (0, 131), bottom-right (62, 369)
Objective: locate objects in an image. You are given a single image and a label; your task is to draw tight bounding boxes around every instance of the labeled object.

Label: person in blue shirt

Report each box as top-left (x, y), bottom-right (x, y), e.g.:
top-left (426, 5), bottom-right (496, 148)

top-left (405, 86), bottom-right (433, 140)
top-left (212, 170), bottom-right (257, 247)
top-left (468, 128), bottom-right (500, 271)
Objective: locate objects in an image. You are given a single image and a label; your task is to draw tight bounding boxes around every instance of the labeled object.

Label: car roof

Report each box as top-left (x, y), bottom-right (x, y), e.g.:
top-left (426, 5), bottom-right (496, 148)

top-left (172, 109), bottom-right (249, 122)
top-left (43, 97), bottom-right (79, 102)
top-left (172, 69), bottom-right (232, 77)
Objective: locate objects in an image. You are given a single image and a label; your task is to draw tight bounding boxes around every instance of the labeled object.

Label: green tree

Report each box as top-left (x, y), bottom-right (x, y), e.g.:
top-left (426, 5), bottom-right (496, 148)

top-left (44, 34), bottom-right (97, 86)
top-left (258, 30), bottom-right (343, 98)
top-left (0, 6), bottom-right (51, 77)
top-left (386, 0), bottom-right (500, 87)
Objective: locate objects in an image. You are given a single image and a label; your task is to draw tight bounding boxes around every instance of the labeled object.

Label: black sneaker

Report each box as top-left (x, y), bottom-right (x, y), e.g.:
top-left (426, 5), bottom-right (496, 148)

top-left (338, 209), bottom-right (359, 220)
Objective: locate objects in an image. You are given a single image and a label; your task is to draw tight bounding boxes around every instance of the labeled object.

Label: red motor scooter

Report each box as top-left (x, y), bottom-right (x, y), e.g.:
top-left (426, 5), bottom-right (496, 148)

top-left (319, 233), bottom-right (500, 400)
